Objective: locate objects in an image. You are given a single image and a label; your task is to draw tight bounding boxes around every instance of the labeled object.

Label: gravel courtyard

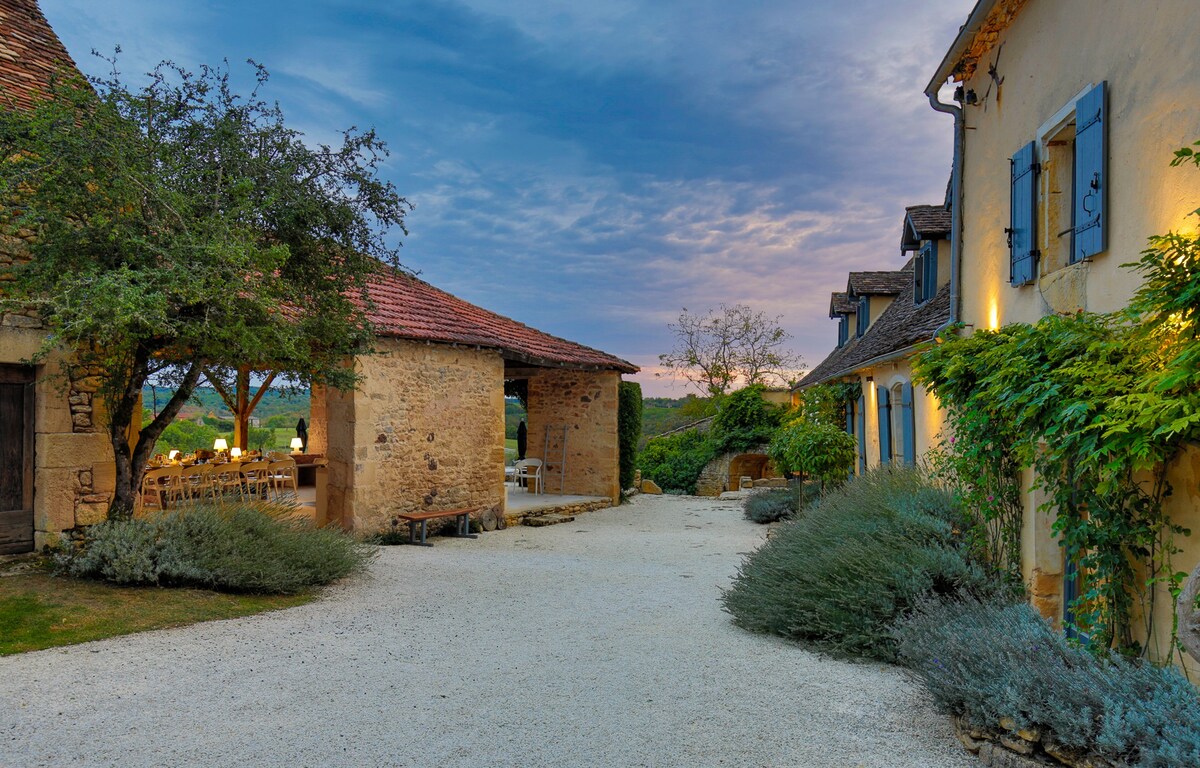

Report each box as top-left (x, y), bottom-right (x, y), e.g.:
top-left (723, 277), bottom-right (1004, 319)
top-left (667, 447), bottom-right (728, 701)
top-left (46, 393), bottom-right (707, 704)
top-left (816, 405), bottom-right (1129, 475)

top-left (0, 494), bottom-right (974, 768)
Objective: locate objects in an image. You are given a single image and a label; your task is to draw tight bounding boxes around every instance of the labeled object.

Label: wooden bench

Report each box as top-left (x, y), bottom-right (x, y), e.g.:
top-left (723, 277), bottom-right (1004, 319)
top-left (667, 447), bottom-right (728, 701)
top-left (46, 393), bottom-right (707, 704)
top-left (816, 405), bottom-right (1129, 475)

top-left (396, 508), bottom-right (480, 546)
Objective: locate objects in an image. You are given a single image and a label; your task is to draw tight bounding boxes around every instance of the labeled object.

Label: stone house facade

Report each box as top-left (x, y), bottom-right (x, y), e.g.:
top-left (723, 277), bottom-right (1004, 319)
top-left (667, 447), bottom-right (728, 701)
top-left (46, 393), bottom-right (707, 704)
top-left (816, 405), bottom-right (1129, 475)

top-left (926, 0), bottom-right (1200, 670)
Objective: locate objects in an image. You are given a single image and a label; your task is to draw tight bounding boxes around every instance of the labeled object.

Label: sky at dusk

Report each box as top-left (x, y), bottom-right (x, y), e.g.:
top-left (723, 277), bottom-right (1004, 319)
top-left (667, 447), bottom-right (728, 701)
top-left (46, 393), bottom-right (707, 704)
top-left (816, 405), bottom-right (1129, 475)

top-left (40, 0), bottom-right (976, 396)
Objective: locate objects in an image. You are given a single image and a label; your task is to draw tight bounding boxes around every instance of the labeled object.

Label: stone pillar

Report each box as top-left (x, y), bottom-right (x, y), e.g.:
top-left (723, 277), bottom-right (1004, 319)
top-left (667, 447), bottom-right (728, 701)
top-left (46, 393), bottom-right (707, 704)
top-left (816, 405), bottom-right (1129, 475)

top-left (308, 384), bottom-right (328, 455)
top-left (525, 369), bottom-right (620, 503)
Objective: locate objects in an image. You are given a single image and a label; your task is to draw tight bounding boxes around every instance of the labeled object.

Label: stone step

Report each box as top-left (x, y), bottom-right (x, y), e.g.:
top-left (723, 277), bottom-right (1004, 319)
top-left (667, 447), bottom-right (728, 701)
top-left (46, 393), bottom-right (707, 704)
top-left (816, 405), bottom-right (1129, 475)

top-left (522, 513), bottom-right (575, 527)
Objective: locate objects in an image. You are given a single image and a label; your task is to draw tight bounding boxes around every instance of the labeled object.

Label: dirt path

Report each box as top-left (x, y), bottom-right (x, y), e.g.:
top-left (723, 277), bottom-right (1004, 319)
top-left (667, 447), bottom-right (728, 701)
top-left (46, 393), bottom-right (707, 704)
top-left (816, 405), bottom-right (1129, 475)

top-left (0, 494), bottom-right (973, 768)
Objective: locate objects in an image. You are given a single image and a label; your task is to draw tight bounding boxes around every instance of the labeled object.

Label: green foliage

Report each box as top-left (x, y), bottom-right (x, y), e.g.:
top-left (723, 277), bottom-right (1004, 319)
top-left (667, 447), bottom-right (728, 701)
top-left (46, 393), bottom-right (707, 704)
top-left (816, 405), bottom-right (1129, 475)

top-left (742, 484), bottom-right (818, 525)
top-left (767, 420), bottom-right (856, 490)
top-left (504, 399), bottom-right (526, 440)
top-left (913, 143), bottom-right (1200, 655)
top-left (895, 598), bottom-right (1200, 767)
top-left (0, 59), bottom-right (409, 518)
top-left (58, 502), bottom-right (373, 594)
top-left (155, 420), bottom-right (219, 454)
top-left (617, 381), bottom-right (643, 490)
top-left (723, 467), bottom-right (1004, 660)
top-left (638, 429), bottom-right (715, 495)
top-left (794, 381), bottom-right (860, 427)
top-left (709, 385), bottom-right (784, 454)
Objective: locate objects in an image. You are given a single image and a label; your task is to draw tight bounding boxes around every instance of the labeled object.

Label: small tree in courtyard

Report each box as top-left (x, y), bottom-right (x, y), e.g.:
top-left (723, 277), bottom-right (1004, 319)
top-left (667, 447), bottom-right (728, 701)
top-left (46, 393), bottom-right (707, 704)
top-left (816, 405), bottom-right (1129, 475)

top-left (767, 420), bottom-right (856, 493)
top-left (0, 59), bottom-right (411, 518)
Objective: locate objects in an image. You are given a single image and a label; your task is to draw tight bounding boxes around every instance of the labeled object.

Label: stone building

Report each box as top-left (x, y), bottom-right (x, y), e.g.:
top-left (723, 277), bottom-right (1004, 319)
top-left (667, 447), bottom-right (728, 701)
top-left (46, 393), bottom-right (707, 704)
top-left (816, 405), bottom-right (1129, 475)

top-left (314, 268), bottom-right (636, 534)
top-left (794, 203), bottom-right (952, 475)
top-left (926, 0), bottom-right (1200, 670)
top-left (0, 1), bottom-right (636, 550)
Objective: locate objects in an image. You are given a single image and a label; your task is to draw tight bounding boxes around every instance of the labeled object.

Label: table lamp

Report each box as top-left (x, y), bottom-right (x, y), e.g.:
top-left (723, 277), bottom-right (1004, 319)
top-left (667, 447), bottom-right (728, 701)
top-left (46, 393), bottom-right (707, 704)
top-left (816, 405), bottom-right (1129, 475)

top-left (290, 437), bottom-right (304, 454)
top-left (214, 438), bottom-right (228, 452)
top-left (168, 450), bottom-right (180, 462)
top-left (230, 446), bottom-right (242, 460)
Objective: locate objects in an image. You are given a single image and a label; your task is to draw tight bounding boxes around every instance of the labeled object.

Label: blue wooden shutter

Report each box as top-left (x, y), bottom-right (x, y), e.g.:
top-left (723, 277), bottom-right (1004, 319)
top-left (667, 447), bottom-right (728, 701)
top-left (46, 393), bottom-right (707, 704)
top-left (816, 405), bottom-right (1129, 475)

top-left (1073, 82), bottom-right (1107, 262)
top-left (856, 395), bottom-right (866, 474)
top-left (900, 382), bottom-right (916, 466)
top-left (924, 241), bottom-right (938, 299)
top-left (877, 385), bottom-right (891, 466)
top-left (913, 250), bottom-right (924, 303)
top-left (856, 296), bottom-right (869, 337)
top-left (1009, 141), bottom-right (1038, 286)
top-left (838, 316), bottom-right (848, 347)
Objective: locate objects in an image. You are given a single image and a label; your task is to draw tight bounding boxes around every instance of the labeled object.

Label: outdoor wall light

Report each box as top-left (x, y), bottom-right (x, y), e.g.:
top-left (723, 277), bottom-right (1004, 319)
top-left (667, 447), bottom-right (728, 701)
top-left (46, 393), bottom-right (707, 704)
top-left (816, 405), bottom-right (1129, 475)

top-left (213, 438), bottom-right (229, 452)
top-left (865, 375), bottom-right (874, 383)
top-left (230, 447), bottom-right (242, 459)
top-left (290, 437), bottom-right (304, 454)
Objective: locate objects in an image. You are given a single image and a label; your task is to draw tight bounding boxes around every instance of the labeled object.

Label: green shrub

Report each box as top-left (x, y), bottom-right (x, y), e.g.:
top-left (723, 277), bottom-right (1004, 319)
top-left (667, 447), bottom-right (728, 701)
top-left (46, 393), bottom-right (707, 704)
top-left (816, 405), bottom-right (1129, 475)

top-left (709, 385), bottom-right (784, 454)
top-left (767, 420), bottom-right (856, 490)
top-left (743, 483), bottom-right (823, 524)
top-left (894, 598), bottom-right (1200, 767)
top-left (638, 429), bottom-right (715, 494)
top-left (618, 381), bottom-right (643, 490)
top-left (722, 467), bottom-right (1002, 660)
top-left (59, 502), bottom-right (373, 594)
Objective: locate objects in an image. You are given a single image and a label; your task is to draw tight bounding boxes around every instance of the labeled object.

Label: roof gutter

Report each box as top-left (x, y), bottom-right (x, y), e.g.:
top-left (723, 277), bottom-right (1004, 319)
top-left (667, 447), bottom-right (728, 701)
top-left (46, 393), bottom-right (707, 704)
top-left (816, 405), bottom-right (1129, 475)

top-left (928, 88), bottom-right (962, 339)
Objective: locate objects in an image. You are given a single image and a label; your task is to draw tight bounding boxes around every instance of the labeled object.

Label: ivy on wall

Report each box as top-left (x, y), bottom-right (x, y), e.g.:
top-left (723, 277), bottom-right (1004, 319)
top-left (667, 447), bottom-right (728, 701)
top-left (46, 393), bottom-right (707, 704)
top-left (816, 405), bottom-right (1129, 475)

top-left (913, 144), bottom-right (1200, 658)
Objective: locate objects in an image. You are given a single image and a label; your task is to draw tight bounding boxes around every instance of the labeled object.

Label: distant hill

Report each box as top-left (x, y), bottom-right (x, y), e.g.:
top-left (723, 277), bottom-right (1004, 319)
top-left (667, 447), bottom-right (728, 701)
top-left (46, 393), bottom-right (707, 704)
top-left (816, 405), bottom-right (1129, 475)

top-left (142, 385), bottom-right (310, 423)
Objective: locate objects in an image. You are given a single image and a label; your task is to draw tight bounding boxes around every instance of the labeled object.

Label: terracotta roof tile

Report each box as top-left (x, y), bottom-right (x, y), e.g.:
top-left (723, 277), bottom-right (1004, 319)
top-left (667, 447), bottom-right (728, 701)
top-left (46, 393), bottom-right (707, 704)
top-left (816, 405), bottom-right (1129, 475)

top-left (847, 269), bottom-right (910, 296)
top-left (0, 1), bottom-right (78, 112)
top-left (365, 267), bottom-right (637, 373)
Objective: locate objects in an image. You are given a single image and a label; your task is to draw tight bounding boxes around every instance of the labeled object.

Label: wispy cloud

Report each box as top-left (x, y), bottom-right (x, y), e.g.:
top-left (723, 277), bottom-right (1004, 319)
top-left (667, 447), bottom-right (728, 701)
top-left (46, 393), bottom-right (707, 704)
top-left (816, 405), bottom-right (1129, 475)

top-left (40, 0), bottom-right (976, 396)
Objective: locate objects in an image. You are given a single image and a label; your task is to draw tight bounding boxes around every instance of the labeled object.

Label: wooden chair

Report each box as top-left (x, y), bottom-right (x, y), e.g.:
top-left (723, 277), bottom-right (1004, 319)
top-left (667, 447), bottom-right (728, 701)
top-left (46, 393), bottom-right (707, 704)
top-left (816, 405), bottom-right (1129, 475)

top-left (210, 463), bottom-right (245, 503)
top-left (268, 459), bottom-right (298, 500)
top-left (142, 466), bottom-right (183, 510)
top-left (178, 463), bottom-right (214, 504)
top-left (513, 458), bottom-right (543, 494)
top-left (240, 460), bottom-right (272, 500)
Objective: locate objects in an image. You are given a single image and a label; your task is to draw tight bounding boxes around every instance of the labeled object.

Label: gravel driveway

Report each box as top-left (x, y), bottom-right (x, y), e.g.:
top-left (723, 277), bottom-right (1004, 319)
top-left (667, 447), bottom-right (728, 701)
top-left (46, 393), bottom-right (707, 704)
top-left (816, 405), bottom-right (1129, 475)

top-left (0, 494), bottom-right (974, 768)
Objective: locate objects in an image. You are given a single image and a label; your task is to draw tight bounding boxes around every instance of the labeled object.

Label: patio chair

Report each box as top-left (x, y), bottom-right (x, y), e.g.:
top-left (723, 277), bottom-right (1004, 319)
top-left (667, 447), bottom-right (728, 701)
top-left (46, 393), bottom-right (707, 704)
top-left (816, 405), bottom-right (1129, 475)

top-left (210, 463), bottom-right (245, 504)
top-left (240, 460), bottom-right (272, 500)
top-left (513, 458), bottom-right (543, 494)
top-left (266, 459), bottom-right (298, 500)
top-left (179, 463), bottom-right (215, 504)
top-left (141, 466), bottom-right (183, 510)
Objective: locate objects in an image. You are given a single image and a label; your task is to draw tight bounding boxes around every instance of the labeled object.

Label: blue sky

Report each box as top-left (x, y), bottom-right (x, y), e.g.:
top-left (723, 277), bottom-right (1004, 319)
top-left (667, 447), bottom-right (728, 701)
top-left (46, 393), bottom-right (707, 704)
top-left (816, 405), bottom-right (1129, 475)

top-left (41, 0), bottom-right (974, 396)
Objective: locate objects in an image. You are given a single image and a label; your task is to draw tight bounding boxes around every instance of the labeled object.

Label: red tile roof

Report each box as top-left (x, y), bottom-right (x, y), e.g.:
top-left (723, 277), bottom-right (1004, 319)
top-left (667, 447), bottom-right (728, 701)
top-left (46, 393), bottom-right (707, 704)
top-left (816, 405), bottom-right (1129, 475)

top-left (366, 267), bottom-right (638, 373)
top-left (0, 0), bottom-right (78, 111)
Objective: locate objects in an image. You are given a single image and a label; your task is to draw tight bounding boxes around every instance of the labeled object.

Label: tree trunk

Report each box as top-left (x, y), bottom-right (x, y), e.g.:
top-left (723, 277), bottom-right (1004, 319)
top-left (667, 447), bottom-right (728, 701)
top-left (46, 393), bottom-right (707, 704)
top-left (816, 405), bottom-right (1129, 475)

top-left (107, 359), bottom-right (203, 520)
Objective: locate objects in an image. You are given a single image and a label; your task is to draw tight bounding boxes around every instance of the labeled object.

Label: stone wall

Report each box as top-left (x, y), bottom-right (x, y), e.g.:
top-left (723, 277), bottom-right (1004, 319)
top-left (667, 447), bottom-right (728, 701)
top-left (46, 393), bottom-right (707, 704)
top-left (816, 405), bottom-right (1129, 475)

top-left (525, 369), bottom-right (620, 502)
top-left (324, 338), bottom-right (507, 534)
top-left (695, 447), bottom-right (777, 496)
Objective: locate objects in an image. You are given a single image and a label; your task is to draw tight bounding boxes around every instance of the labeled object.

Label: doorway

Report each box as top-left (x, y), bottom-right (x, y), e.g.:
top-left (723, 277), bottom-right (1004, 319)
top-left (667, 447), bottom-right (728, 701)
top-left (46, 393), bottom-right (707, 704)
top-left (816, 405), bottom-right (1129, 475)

top-left (0, 365), bottom-right (34, 553)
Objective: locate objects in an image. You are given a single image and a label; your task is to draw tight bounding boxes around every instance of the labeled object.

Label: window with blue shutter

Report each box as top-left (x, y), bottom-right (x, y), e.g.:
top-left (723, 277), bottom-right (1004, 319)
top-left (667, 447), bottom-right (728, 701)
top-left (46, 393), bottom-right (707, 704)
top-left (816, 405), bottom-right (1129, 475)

top-left (877, 385), bottom-right (891, 466)
top-left (900, 382), bottom-right (916, 465)
top-left (913, 251), bottom-right (925, 303)
top-left (1009, 141), bottom-right (1038, 286)
top-left (913, 241), bottom-right (938, 304)
top-left (1073, 82), bottom-right (1106, 262)
top-left (856, 295), bottom-right (869, 337)
top-left (856, 395), bottom-right (866, 474)
top-left (845, 397), bottom-right (856, 479)
top-left (837, 316), bottom-right (848, 347)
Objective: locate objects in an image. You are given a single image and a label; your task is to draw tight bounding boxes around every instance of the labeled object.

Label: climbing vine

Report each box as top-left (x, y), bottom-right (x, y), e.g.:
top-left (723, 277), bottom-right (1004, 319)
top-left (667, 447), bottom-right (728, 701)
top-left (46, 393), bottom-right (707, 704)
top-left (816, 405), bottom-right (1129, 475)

top-left (913, 144), bottom-right (1200, 657)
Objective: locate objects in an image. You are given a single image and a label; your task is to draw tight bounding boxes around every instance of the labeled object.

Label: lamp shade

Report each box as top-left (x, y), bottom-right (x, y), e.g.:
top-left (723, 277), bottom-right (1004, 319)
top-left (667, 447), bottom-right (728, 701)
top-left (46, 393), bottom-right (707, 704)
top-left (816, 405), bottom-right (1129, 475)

top-left (213, 438), bottom-right (229, 451)
top-left (290, 437), bottom-right (304, 453)
top-left (168, 450), bottom-right (180, 461)
top-left (230, 447), bottom-right (242, 459)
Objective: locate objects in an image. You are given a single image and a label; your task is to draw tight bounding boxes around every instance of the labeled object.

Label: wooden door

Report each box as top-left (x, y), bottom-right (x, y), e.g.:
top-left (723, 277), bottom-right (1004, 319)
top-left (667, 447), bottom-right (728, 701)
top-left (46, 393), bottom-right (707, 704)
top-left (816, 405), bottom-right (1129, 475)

top-left (0, 365), bottom-right (34, 554)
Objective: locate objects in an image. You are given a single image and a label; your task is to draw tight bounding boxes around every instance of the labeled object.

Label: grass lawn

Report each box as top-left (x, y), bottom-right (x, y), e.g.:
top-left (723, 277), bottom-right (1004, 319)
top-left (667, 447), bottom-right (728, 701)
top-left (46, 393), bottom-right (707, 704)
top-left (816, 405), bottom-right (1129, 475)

top-left (0, 562), bottom-right (313, 656)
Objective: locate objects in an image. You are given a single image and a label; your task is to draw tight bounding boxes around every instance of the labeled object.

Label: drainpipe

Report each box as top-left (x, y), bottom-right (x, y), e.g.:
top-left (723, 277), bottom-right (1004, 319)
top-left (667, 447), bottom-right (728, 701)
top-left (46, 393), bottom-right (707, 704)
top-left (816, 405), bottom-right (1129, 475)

top-left (928, 83), bottom-right (963, 336)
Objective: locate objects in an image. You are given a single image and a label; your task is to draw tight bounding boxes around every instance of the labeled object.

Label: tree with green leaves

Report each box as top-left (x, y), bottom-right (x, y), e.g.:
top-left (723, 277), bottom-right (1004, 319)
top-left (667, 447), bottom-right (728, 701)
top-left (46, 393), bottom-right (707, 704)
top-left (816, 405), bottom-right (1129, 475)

top-left (0, 58), bottom-right (411, 519)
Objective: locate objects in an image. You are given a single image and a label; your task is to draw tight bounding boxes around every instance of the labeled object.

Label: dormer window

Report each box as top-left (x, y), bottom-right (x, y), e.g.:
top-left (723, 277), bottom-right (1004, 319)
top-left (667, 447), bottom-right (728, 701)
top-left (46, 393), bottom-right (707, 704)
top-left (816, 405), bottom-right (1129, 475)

top-left (856, 295), bottom-right (869, 337)
top-left (913, 241), bottom-right (938, 305)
